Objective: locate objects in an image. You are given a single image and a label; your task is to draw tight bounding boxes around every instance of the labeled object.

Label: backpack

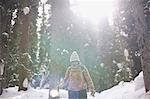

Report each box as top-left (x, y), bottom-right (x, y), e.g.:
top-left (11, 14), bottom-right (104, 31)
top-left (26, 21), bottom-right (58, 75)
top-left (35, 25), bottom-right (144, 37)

top-left (67, 65), bottom-right (86, 90)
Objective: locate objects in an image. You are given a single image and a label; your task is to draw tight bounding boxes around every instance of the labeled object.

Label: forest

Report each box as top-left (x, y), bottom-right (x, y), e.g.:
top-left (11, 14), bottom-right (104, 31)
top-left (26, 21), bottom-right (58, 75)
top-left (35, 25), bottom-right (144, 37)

top-left (0, 0), bottom-right (150, 97)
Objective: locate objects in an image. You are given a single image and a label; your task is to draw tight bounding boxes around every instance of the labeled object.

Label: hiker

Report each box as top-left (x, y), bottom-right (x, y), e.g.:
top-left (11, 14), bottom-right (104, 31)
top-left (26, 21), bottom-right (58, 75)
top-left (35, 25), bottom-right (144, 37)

top-left (60, 51), bottom-right (95, 99)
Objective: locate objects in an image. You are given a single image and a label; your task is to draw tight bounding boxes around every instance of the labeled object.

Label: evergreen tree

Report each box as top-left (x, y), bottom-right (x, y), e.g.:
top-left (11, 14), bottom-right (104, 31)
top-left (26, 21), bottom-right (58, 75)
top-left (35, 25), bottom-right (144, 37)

top-left (28, 0), bottom-right (40, 73)
top-left (115, 0), bottom-right (142, 78)
top-left (116, 0), bottom-right (150, 92)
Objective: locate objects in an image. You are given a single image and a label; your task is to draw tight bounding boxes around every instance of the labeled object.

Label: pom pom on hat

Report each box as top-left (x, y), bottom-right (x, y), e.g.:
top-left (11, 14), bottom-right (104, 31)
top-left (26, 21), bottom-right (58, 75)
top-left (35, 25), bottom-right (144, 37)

top-left (70, 51), bottom-right (80, 62)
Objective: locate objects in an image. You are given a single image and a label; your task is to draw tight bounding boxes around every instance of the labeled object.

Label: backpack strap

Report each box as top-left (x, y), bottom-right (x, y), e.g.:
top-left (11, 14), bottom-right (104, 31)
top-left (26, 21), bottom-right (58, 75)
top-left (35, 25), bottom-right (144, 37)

top-left (80, 65), bottom-right (87, 82)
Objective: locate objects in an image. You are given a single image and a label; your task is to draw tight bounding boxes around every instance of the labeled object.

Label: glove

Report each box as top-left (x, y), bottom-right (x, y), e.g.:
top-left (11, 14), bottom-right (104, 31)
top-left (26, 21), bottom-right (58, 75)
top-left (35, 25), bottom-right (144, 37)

top-left (90, 90), bottom-right (95, 97)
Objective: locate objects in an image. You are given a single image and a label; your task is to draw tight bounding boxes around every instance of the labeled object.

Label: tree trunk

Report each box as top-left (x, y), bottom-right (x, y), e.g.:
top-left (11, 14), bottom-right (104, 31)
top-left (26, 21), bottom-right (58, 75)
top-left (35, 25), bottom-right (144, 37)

top-left (117, 0), bottom-right (150, 92)
top-left (0, 3), bottom-right (2, 59)
top-left (18, 12), bottom-right (30, 53)
top-left (15, 1), bottom-right (31, 90)
top-left (134, 0), bottom-right (150, 92)
top-left (142, 36), bottom-right (150, 92)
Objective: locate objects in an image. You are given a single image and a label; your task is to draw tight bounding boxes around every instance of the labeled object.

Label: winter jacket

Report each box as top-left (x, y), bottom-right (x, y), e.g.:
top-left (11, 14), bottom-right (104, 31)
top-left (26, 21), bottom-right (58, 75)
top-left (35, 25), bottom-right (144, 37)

top-left (63, 64), bottom-right (95, 92)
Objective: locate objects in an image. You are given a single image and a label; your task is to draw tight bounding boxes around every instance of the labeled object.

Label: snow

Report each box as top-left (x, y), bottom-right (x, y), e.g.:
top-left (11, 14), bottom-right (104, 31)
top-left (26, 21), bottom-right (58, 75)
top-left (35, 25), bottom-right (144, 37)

top-left (2, 32), bottom-right (9, 37)
top-left (120, 11), bottom-right (125, 14)
top-left (23, 7), bottom-right (30, 15)
top-left (23, 78), bottom-right (28, 88)
top-left (84, 43), bottom-right (89, 47)
top-left (120, 30), bottom-right (128, 37)
top-left (122, 17), bottom-right (126, 21)
top-left (59, 49), bottom-right (69, 55)
top-left (135, 51), bottom-right (141, 57)
top-left (124, 49), bottom-right (129, 61)
top-left (0, 63), bottom-right (4, 75)
top-left (100, 63), bottom-right (104, 67)
top-left (67, 26), bottom-right (71, 31)
top-left (41, 0), bottom-right (48, 4)
top-left (134, 72), bottom-right (144, 91)
top-left (1, 72), bottom-right (150, 99)
top-left (57, 48), bottom-right (60, 51)
top-left (112, 60), bottom-right (117, 64)
top-left (11, 9), bottom-right (18, 26)
top-left (62, 49), bottom-right (69, 54)
top-left (0, 87), bottom-right (49, 99)
top-left (117, 63), bottom-right (123, 69)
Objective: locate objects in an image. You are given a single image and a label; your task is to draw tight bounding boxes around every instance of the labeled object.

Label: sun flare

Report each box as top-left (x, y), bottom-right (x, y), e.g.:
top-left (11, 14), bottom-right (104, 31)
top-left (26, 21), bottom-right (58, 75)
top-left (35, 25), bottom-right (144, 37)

top-left (70, 0), bottom-right (114, 25)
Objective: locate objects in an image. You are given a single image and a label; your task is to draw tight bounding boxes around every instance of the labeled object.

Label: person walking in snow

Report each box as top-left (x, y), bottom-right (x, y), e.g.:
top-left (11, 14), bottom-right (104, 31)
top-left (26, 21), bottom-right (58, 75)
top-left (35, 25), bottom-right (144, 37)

top-left (60, 51), bottom-right (95, 99)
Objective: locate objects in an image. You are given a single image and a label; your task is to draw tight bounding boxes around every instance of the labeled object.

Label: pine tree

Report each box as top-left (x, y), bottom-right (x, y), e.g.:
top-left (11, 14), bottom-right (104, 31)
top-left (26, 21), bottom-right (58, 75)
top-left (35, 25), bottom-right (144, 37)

top-left (28, 0), bottom-right (40, 73)
top-left (115, 0), bottom-right (142, 78)
top-left (38, 0), bottom-right (52, 73)
top-left (0, 0), bottom-right (19, 87)
top-left (116, 0), bottom-right (150, 92)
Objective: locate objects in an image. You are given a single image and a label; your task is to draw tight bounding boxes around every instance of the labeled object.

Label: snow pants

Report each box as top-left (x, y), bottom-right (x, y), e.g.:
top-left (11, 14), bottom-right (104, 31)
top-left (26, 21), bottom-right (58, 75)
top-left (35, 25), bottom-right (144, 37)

top-left (68, 89), bottom-right (87, 99)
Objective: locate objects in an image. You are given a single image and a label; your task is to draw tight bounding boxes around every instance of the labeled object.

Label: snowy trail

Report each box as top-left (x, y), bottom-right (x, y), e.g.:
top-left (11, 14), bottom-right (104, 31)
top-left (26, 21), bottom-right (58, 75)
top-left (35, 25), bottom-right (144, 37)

top-left (0, 80), bottom-right (150, 99)
top-left (0, 87), bottom-right (69, 99)
top-left (0, 87), bottom-right (104, 99)
top-left (0, 87), bottom-right (50, 99)
top-left (0, 83), bottom-right (136, 99)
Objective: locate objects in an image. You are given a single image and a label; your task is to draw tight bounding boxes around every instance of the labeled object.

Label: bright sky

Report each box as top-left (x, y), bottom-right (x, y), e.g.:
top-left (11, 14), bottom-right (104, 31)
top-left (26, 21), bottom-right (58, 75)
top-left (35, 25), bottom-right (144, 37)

top-left (40, 0), bottom-right (114, 26)
top-left (70, 0), bottom-right (114, 25)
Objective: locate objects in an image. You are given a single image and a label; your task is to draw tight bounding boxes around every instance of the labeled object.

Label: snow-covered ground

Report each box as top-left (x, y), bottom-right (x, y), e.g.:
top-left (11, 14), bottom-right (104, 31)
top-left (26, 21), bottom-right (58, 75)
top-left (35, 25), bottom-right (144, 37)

top-left (0, 72), bottom-right (150, 99)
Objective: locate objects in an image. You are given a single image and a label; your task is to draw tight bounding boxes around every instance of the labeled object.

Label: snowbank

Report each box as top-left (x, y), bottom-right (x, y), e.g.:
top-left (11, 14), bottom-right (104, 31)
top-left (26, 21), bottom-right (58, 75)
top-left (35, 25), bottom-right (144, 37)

top-left (0, 72), bottom-right (150, 99)
top-left (96, 71), bottom-right (149, 99)
top-left (0, 87), bottom-right (49, 99)
top-left (134, 72), bottom-right (144, 91)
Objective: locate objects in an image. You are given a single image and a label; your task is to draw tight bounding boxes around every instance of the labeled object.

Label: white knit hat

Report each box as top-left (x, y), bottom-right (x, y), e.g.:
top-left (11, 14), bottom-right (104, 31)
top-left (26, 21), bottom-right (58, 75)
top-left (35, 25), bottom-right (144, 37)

top-left (70, 51), bottom-right (80, 62)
